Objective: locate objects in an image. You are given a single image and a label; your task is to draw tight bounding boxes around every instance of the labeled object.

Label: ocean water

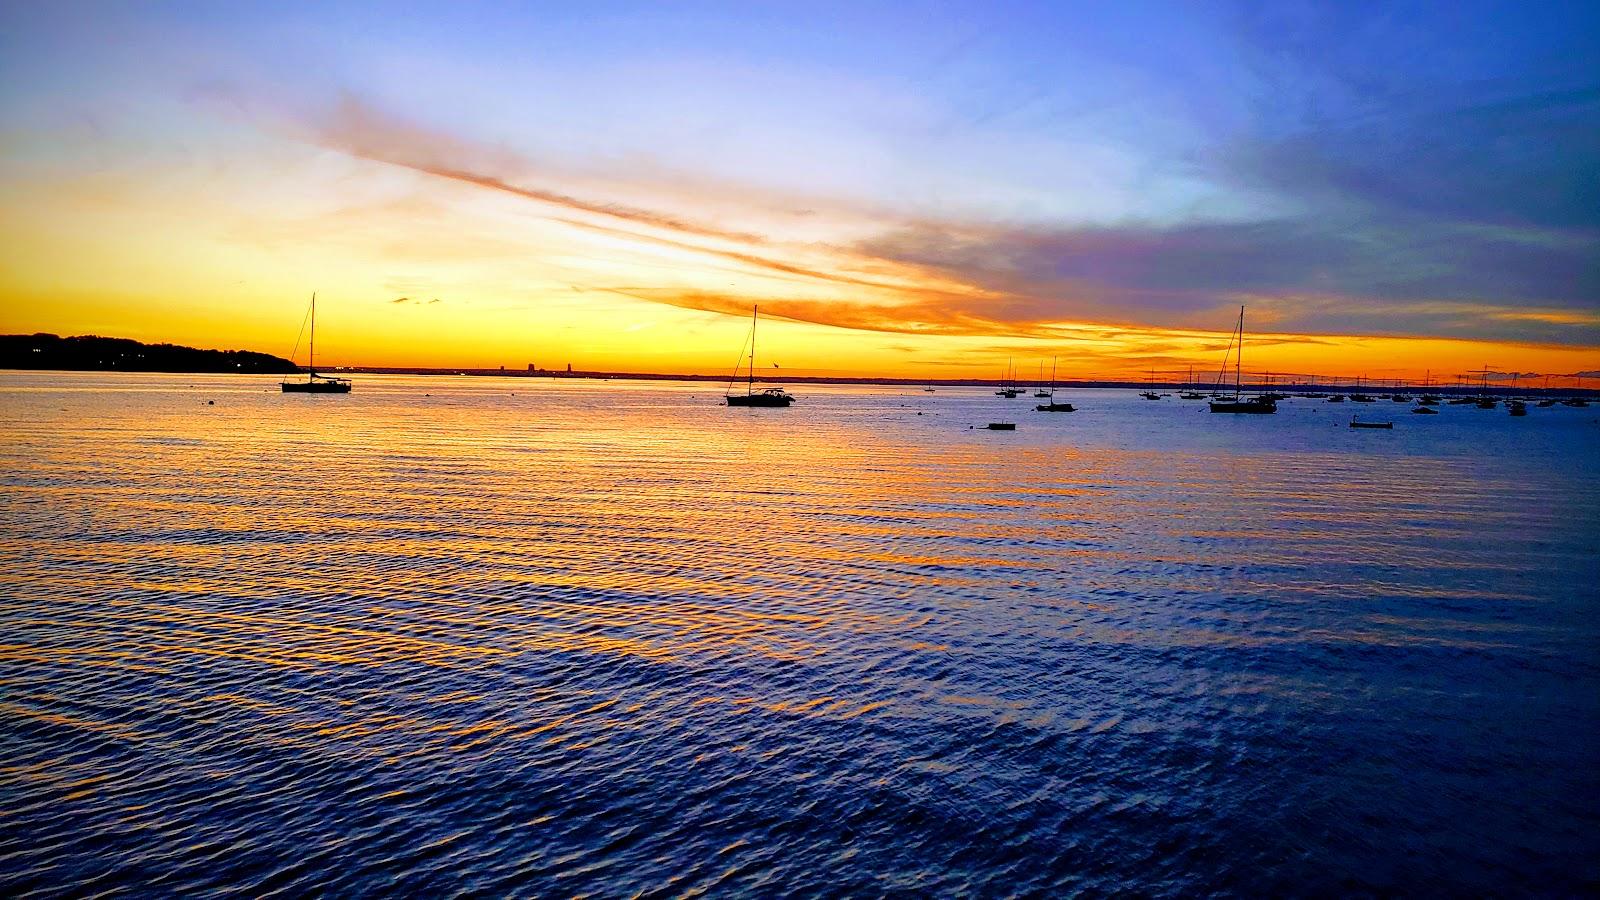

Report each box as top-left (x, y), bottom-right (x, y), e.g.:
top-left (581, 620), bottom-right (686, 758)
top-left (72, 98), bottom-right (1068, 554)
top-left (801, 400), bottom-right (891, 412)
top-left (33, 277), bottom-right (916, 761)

top-left (2, 372), bottom-right (1597, 896)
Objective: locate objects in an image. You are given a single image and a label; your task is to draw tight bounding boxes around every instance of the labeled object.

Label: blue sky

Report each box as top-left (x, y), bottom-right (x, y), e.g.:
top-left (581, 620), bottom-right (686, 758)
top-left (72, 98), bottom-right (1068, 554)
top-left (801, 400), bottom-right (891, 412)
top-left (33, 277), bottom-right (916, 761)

top-left (1, 1), bottom-right (1597, 373)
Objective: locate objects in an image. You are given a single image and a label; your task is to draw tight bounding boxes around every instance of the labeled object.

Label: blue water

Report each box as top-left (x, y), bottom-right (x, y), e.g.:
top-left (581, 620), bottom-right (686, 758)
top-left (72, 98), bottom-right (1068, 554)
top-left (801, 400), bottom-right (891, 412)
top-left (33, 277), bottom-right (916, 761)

top-left (2, 373), bottom-right (1597, 895)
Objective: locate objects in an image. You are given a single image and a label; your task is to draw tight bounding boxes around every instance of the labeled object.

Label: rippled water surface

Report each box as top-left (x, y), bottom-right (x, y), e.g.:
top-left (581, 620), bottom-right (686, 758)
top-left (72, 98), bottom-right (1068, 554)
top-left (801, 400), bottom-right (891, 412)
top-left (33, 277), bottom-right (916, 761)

top-left (3, 372), bottom-right (1598, 896)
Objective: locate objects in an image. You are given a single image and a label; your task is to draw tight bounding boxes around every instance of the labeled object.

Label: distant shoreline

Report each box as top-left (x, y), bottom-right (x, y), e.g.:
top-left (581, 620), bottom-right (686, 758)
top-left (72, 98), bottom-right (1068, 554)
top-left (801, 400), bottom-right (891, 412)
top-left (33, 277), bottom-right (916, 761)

top-left (3, 333), bottom-right (1594, 395)
top-left (339, 365), bottom-right (1600, 396)
top-left (1, 333), bottom-right (297, 375)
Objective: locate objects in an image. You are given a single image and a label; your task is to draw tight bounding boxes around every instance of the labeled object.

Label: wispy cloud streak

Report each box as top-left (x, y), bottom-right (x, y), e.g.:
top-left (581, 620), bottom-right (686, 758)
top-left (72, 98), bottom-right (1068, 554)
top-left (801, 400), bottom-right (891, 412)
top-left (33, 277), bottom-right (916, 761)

top-left (292, 91), bottom-right (1599, 350)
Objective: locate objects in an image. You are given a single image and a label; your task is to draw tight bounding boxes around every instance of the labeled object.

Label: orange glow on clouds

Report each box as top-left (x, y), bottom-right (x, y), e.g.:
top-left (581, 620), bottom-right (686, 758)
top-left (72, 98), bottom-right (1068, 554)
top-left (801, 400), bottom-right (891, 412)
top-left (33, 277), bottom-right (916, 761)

top-left (0, 99), bottom-right (1595, 384)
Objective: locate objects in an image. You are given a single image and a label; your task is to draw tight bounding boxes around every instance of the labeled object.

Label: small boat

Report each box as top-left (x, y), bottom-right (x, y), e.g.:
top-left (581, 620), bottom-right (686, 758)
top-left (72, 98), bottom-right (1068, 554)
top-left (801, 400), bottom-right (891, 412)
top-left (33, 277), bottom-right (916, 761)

top-left (1210, 397), bottom-right (1276, 413)
top-left (1032, 361), bottom-right (1052, 397)
top-left (1476, 397), bottom-right (1496, 409)
top-left (1350, 394), bottom-right (1375, 402)
top-left (1208, 307), bottom-right (1277, 414)
top-left (1536, 398), bottom-right (1557, 407)
top-left (724, 305), bottom-right (794, 407)
top-left (995, 359), bottom-right (1023, 397)
top-left (1327, 394), bottom-right (1346, 403)
top-left (1447, 397), bottom-right (1476, 405)
top-left (1411, 406), bottom-right (1437, 414)
top-left (1350, 419), bottom-right (1393, 429)
top-left (1137, 367), bottom-right (1163, 399)
top-left (986, 422), bottom-right (1016, 430)
top-left (1391, 394), bottom-right (1410, 403)
top-left (728, 387), bottom-right (796, 407)
top-left (1562, 398), bottom-right (1589, 407)
top-left (1416, 372), bottom-right (1439, 406)
top-left (1178, 368), bottom-right (1206, 399)
top-left (1508, 400), bottom-right (1527, 416)
top-left (281, 293), bottom-right (352, 394)
top-left (1034, 359), bottom-right (1073, 411)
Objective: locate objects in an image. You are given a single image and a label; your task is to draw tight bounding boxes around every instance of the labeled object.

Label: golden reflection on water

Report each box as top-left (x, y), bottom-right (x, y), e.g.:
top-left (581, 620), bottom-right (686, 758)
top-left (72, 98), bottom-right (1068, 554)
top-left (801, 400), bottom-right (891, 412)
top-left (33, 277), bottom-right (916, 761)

top-left (2, 372), bottom-right (1598, 892)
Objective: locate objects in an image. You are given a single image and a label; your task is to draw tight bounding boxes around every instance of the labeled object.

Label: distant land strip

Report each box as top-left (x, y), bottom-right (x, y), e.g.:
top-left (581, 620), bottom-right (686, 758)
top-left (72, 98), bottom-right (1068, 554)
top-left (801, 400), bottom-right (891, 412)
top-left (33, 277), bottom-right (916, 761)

top-left (3, 334), bottom-right (1594, 395)
top-left (0, 334), bottom-right (299, 374)
top-left (346, 366), bottom-right (1596, 395)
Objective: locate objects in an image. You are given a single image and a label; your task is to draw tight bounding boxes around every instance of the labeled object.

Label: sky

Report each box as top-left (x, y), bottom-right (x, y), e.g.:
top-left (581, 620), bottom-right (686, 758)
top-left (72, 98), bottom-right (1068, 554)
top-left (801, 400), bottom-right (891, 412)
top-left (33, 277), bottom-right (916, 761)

top-left (1, 0), bottom-right (1597, 383)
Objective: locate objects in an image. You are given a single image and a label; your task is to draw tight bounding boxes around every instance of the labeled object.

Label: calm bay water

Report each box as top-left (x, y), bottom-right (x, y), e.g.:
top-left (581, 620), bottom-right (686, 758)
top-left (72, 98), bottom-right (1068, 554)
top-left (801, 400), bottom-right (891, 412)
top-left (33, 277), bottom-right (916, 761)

top-left (2, 372), bottom-right (1597, 896)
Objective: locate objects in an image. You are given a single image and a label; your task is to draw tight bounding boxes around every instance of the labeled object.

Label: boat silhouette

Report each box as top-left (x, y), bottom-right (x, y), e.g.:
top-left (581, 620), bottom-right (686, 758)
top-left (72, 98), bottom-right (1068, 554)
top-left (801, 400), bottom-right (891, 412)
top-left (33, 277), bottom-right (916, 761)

top-left (724, 306), bottom-right (793, 407)
top-left (1035, 357), bottom-right (1074, 411)
top-left (1208, 307), bottom-right (1276, 414)
top-left (281, 293), bottom-right (351, 394)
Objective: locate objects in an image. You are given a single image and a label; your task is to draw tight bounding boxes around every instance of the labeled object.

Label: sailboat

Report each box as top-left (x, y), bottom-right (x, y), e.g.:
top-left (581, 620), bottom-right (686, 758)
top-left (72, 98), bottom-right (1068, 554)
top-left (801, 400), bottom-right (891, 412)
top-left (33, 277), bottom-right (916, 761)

top-left (1035, 357), bottom-right (1074, 412)
top-left (1472, 366), bottom-right (1497, 408)
top-left (281, 293), bottom-right (351, 393)
top-left (1419, 370), bottom-right (1441, 405)
top-left (1138, 368), bottom-right (1161, 400)
top-left (1033, 361), bottom-right (1052, 397)
top-left (1208, 306), bottom-right (1276, 413)
top-left (996, 359), bottom-right (1021, 397)
top-left (1179, 364), bottom-right (1206, 399)
top-left (724, 305), bottom-right (794, 407)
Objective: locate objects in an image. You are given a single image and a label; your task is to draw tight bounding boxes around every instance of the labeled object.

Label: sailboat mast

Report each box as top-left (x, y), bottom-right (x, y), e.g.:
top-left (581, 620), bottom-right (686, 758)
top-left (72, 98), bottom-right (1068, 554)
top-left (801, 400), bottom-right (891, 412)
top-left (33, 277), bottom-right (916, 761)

top-left (749, 305), bottom-right (758, 394)
top-left (1236, 305), bottom-right (1244, 396)
top-left (309, 292), bottom-right (316, 376)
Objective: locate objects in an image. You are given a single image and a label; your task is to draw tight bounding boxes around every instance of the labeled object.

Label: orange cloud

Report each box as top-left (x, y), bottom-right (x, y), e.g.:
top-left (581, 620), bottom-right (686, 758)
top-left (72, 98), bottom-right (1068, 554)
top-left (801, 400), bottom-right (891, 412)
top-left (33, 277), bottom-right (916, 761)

top-left (285, 95), bottom-right (1600, 364)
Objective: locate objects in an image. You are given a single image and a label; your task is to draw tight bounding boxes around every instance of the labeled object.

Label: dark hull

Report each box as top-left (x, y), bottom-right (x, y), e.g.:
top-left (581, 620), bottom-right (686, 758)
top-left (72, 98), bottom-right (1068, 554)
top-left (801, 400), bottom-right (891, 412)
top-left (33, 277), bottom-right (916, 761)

top-left (282, 381), bottom-right (350, 394)
top-left (726, 394), bottom-right (792, 407)
top-left (1208, 399), bottom-right (1276, 414)
top-left (1035, 403), bottom-right (1075, 412)
top-left (1350, 422), bottom-right (1393, 429)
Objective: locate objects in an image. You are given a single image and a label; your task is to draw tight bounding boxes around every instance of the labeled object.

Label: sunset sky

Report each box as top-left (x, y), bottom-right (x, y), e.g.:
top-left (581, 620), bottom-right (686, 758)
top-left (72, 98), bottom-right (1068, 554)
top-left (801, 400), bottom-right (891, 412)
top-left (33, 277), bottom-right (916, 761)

top-left (1, 1), bottom-right (1596, 383)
